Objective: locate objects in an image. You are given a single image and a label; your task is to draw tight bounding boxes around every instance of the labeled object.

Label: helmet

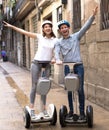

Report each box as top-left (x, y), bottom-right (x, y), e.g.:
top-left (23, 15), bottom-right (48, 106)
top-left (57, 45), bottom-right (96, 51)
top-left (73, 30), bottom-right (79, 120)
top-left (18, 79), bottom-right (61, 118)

top-left (57, 20), bottom-right (70, 29)
top-left (42, 20), bottom-right (53, 27)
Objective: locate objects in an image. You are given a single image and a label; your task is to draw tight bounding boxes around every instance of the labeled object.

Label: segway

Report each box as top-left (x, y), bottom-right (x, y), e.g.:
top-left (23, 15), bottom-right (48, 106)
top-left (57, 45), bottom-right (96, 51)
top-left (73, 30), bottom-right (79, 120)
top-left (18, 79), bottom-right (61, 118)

top-left (23, 66), bottom-right (57, 128)
top-left (59, 63), bottom-right (93, 128)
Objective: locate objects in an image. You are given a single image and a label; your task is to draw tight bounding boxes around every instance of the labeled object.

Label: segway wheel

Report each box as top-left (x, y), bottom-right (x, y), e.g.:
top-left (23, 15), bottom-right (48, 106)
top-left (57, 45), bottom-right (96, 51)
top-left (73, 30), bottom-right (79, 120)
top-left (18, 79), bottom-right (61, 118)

top-left (50, 105), bottom-right (57, 125)
top-left (59, 105), bottom-right (67, 127)
top-left (23, 108), bottom-right (31, 128)
top-left (86, 105), bottom-right (93, 128)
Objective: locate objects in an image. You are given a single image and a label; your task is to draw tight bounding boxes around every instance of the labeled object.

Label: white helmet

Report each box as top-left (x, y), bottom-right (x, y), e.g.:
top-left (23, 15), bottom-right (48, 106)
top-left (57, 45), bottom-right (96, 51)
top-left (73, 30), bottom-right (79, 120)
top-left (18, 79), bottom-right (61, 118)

top-left (42, 20), bottom-right (53, 27)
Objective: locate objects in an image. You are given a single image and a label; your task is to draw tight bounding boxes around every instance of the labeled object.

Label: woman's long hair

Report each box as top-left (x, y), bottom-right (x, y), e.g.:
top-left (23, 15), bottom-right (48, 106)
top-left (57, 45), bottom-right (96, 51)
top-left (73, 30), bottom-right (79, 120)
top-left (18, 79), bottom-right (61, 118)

top-left (42, 24), bottom-right (56, 38)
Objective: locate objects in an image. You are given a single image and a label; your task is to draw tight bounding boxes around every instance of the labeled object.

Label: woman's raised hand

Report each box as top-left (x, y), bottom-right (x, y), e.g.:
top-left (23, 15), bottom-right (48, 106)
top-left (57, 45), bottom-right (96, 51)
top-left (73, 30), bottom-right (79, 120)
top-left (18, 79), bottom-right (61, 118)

top-left (3, 21), bottom-right (12, 28)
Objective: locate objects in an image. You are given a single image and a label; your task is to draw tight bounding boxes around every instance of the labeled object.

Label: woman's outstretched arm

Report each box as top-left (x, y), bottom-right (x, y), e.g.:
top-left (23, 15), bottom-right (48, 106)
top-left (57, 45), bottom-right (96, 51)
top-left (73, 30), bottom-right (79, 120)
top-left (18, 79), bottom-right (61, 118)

top-left (3, 21), bottom-right (37, 38)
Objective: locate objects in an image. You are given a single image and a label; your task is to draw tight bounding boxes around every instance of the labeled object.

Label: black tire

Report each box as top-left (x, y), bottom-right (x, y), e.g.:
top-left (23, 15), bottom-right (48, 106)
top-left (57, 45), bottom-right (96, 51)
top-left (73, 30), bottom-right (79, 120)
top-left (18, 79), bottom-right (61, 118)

top-left (59, 105), bottom-right (67, 127)
top-left (86, 105), bottom-right (93, 128)
top-left (50, 105), bottom-right (57, 125)
top-left (23, 108), bottom-right (31, 128)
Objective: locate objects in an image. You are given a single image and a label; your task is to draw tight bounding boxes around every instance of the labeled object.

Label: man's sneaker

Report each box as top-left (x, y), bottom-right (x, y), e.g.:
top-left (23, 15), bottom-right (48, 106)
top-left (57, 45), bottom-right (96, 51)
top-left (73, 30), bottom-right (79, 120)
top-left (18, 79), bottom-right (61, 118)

top-left (66, 111), bottom-right (73, 119)
top-left (30, 109), bottom-right (36, 119)
top-left (43, 110), bottom-right (49, 117)
top-left (78, 114), bottom-right (87, 122)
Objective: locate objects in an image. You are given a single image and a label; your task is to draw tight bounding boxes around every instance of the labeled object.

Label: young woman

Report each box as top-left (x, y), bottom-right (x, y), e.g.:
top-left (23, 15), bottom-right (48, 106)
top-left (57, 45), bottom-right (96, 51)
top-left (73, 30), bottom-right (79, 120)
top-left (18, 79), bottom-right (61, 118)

top-left (3, 20), bottom-right (57, 118)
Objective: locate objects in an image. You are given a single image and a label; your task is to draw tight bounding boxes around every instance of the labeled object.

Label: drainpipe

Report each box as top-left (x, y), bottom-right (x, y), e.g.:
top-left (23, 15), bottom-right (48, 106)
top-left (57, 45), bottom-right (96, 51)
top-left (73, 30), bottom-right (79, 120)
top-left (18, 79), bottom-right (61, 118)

top-left (0, 1), bottom-right (3, 46)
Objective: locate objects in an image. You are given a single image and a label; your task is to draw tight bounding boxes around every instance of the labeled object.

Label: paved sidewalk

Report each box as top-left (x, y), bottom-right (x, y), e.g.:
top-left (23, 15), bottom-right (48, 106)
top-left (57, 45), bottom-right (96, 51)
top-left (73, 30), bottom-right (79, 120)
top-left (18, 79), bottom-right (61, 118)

top-left (0, 61), bottom-right (68, 111)
top-left (0, 62), bottom-right (26, 130)
top-left (0, 61), bottom-right (109, 130)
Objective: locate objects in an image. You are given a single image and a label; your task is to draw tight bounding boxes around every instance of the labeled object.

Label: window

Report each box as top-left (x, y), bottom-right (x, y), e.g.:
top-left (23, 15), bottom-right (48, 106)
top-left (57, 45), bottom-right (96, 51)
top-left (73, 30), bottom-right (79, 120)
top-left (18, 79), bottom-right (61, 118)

top-left (100, 0), bottom-right (109, 30)
top-left (11, 30), bottom-right (14, 50)
top-left (26, 20), bottom-right (31, 68)
top-left (32, 15), bottom-right (38, 53)
top-left (57, 6), bottom-right (62, 22)
top-left (73, 0), bottom-right (81, 31)
top-left (32, 15), bottom-right (38, 33)
top-left (22, 25), bottom-right (26, 67)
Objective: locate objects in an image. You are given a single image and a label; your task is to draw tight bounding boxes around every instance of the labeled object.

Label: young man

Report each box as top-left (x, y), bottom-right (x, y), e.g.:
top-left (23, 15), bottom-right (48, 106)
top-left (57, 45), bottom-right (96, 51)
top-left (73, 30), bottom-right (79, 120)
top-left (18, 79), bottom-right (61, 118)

top-left (55, 6), bottom-right (98, 120)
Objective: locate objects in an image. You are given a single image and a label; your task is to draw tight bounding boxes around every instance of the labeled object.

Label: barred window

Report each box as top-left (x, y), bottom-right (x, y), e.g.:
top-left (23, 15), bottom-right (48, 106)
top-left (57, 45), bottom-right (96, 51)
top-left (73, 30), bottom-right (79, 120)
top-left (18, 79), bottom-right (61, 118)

top-left (32, 14), bottom-right (38, 54)
top-left (32, 15), bottom-right (38, 33)
top-left (57, 6), bottom-right (62, 22)
top-left (73, 0), bottom-right (81, 31)
top-left (100, 0), bottom-right (109, 30)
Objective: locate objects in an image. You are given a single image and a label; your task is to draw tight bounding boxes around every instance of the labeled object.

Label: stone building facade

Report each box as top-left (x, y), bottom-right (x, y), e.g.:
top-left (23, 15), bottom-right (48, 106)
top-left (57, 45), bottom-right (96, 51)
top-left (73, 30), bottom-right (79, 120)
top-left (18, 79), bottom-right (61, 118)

top-left (2, 0), bottom-right (109, 110)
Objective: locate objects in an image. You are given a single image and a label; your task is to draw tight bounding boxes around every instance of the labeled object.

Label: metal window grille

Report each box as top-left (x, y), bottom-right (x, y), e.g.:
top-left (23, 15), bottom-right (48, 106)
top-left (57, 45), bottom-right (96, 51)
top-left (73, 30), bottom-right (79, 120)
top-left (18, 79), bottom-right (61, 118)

top-left (26, 20), bottom-right (31, 68)
top-left (100, 0), bottom-right (109, 30)
top-left (22, 25), bottom-right (26, 67)
top-left (57, 6), bottom-right (62, 22)
top-left (11, 30), bottom-right (14, 50)
top-left (32, 14), bottom-right (38, 54)
top-left (73, 0), bottom-right (81, 31)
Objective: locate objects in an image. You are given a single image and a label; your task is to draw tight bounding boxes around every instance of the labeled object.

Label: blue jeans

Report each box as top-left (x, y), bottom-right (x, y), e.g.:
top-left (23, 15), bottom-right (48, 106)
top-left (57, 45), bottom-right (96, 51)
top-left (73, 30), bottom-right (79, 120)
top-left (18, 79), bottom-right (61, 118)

top-left (64, 64), bottom-right (85, 115)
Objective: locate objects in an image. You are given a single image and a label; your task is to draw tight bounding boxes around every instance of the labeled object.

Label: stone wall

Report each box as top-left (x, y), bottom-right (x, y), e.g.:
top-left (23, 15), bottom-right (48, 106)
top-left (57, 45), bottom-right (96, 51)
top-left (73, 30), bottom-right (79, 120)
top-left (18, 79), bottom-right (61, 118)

top-left (81, 0), bottom-right (109, 110)
top-left (84, 41), bottom-right (109, 111)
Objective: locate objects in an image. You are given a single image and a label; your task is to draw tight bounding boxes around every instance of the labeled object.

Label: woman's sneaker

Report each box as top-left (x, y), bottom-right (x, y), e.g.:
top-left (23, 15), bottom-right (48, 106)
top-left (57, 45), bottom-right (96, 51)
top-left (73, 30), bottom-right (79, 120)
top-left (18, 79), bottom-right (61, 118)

top-left (31, 109), bottom-right (36, 119)
top-left (43, 110), bottom-right (49, 117)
